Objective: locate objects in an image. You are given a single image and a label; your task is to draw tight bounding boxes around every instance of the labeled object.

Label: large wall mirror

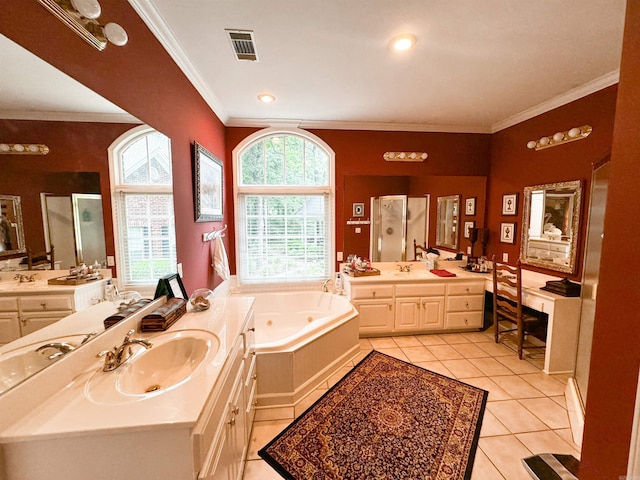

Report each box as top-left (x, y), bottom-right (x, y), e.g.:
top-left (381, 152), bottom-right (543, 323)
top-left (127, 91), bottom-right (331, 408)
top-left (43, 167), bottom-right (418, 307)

top-left (436, 194), bottom-right (460, 250)
top-left (520, 180), bottom-right (583, 274)
top-left (0, 195), bottom-right (26, 257)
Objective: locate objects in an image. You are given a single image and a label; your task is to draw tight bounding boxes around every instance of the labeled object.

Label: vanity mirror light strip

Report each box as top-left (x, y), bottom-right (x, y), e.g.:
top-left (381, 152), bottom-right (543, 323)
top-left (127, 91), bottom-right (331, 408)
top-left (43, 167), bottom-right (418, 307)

top-left (0, 143), bottom-right (50, 155)
top-left (526, 125), bottom-right (592, 151)
top-left (383, 151), bottom-right (428, 162)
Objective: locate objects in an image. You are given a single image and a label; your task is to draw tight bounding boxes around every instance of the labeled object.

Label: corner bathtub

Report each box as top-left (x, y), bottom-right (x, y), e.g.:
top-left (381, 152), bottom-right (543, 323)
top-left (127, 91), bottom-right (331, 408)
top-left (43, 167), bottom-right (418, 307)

top-left (233, 290), bottom-right (360, 408)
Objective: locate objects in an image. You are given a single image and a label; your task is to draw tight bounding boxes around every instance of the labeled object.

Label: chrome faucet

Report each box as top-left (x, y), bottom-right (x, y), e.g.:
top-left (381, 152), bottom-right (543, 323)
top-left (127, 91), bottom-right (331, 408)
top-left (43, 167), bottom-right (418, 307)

top-left (36, 342), bottom-right (77, 360)
top-left (397, 264), bottom-right (412, 272)
top-left (96, 329), bottom-right (152, 372)
top-left (14, 274), bottom-right (35, 283)
top-left (322, 278), bottom-right (334, 292)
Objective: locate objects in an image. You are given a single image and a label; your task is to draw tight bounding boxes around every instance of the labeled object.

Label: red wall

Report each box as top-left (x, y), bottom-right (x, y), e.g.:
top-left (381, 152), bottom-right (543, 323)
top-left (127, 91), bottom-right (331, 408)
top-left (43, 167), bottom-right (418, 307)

top-left (0, 0), bottom-right (228, 294)
top-left (580, 2), bottom-right (640, 478)
top-left (488, 86), bottom-right (617, 280)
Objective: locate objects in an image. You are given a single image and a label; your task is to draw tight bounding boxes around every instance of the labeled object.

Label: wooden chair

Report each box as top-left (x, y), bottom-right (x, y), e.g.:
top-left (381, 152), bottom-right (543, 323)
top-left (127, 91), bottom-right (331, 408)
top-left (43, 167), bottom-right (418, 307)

top-left (27, 245), bottom-right (55, 270)
top-left (413, 239), bottom-right (428, 260)
top-left (492, 255), bottom-right (545, 359)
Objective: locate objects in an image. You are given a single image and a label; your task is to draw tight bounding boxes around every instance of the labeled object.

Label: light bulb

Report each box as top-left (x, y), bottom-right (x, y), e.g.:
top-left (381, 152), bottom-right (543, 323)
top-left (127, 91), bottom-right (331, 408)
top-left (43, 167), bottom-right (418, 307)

top-left (391, 34), bottom-right (416, 51)
top-left (568, 127), bottom-right (581, 138)
top-left (409, 152), bottom-right (417, 159)
top-left (539, 136), bottom-right (550, 146)
top-left (398, 152), bottom-right (406, 159)
top-left (13, 144), bottom-right (24, 152)
top-left (257, 93), bottom-right (275, 104)
top-left (526, 140), bottom-right (537, 149)
top-left (387, 152), bottom-right (396, 159)
top-left (0, 144), bottom-right (10, 152)
top-left (71, 0), bottom-right (101, 19)
top-left (553, 132), bottom-right (565, 142)
top-left (104, 23), bottom-right (128, 46)
top-left (421, 153), bottom-right (428, 160)
top-left (28, 144), bottom-right (39, 153)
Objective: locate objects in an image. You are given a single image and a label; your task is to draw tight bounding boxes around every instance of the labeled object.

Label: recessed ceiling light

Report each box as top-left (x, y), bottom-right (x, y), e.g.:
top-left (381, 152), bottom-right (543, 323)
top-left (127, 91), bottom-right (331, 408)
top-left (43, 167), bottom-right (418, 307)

top-left (258, 93), bottom-right (275, 104)
top-left (391, 34), bottom-right (417, 52)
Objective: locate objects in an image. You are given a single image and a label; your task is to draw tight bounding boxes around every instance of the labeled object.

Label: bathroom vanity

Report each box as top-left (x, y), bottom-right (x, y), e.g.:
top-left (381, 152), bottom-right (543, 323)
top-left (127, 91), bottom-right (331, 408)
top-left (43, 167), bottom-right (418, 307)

top-left (0, 271), bottom-right (109, 345)
top-left (0, 288), bottom-right (256, 480)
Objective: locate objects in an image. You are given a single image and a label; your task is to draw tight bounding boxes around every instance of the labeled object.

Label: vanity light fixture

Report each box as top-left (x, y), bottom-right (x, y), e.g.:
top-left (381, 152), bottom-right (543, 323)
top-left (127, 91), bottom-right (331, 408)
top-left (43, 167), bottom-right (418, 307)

top-left (526, 125), bottom-right (592, 151)
top-left (0, 143), bottom-right (50, 155)
top-left (257, 93), bottom-right (276, 104)
top-left (37, 0), bottom-right (128, 51)
top-left (383, 152), bottom-right (428, 162)
top-left (391, 34), bottom-right (417, 52)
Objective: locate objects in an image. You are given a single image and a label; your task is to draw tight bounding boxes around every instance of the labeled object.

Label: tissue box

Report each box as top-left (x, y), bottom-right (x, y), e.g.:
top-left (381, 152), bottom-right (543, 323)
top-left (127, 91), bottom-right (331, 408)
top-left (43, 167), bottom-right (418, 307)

top-left (425, 260), bottom-right (437, 270)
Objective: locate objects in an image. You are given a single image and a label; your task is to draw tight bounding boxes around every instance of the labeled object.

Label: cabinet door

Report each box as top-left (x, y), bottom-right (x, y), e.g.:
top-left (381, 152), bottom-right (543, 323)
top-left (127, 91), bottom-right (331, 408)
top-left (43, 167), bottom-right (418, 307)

top-left (0, 312), bottom-right (20, 344)
top-left (420, 297), bottom-right (445, 330)
top-left (354, 300), bottom-right (394, 334)
top-left (20, 312), bottom-right (71, 336)
top-left (229, 372), bottom-right (247, 480)
top-left (395, 298), bottom-right (420, 331)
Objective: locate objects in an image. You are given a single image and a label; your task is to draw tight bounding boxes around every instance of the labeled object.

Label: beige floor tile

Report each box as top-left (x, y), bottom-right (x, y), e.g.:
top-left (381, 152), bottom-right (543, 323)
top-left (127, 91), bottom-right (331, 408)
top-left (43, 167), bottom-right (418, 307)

top-left (496, 356), bottom-right (543, 374)
top-left (254, 406), bottom-right (294, 422)
top-left (486, 400), bottom-right (549, 434)
top-left (479, 435), bottom-right (533, 480)
top-left (480, 410), bottom-right (511, 437)
top-left (440, 333), bottom-right (472, 344)
top-left (464, 377), bottom-right (512, 401)
top-left (402, 345), bottom-right (438, 363)
top-left (550, 395), bottom-right (567, 408)
top-left (368, 337), bottom-right (398, 349)
top-left (469, 357), bottom-right (515, 376)
top-left (414, 360), bottom-right (456, 378)
top-left (516, 430), bottom-right (581, 458)
top-left (519, 373), bottom-right (566, 396)
top-left (392, 335), bottom-right (422, 347)
top-left (491, 375), bottom-right (546, 399)
top-left (461, 331), bottom-right (495, 344)
top-left (476, 341), bottom-right (515, 357)
top-left (426, 344), bottom-right (465, 360)
top-left (247, 420), bottom-right (292, 460)
top-left (471, 447), bottom-right (507, 480)
top-left (452, 342), bottom-right (492, 358)
top-left (554, 428), bottom-right (582, 453)
top-left (441, 359), bottom-right (485, 378)
top-left (243, 459), bottom-right (283, 480)
top-left (295, 388), bottom-right (328, 417)
top-left (416, 333), bottom-right (448, 346)
top-left (376, 347), bottom-right (409, 362)
top-left (518, 397), bottom-right (570, 430)
top-left (358, 338), bottom-right (373, 350)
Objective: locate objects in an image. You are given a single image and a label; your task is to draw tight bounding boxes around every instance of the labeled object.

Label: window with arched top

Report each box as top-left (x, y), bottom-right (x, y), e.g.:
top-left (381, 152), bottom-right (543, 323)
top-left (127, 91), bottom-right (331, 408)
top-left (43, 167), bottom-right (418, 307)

top-left (234, 128), bottom-right (335, 284)
top-left (109, 125), bottom-right (177, 290)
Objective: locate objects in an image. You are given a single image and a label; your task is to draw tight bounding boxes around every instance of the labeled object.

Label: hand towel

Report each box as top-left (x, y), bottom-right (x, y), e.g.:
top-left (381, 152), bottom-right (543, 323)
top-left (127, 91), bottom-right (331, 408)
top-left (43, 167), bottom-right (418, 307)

top-left (211, 235), bottom-right (230, 280)
top-left (430, 269), bottom-right (457, 277)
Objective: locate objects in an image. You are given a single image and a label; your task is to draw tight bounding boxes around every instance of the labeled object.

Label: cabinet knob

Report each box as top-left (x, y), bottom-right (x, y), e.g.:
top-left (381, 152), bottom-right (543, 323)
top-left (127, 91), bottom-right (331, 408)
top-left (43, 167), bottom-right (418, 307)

top-left (232, 406), bottom-right (240, 415)
top-left (20, 318), bottom-right (27, 326)
top-left (372, 291), bottom-right (376, 298)
top-left (227, 417), bottom-right (236, 427)
top-left (253, 374), bottom-right (257, 380)
top-left (464, 318), bottom-right (468, 324)
top-left (40, 302), bottom-right (47, 309)
top-left (465, 302), bottom-right (469, 309)
top-left (248, 327), bottom-right (255, 332)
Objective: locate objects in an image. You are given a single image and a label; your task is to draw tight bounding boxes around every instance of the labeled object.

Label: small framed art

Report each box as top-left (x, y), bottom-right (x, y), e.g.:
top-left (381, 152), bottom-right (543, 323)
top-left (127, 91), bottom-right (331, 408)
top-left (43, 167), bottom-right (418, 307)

top-left (500, 222), bottom-right (516, 244)
top-left (353, 202), bottom-right (365, 217)
top-left (464, 221), bottom-right (475, 238)
top-left (465, 197), bottom-right (476, 216)
top-left (502, 193), bottom-right (518, 216)
top-left (193, 141), bottom-right (223, 222)
top-left (154, 273), bottom-right (187, 300)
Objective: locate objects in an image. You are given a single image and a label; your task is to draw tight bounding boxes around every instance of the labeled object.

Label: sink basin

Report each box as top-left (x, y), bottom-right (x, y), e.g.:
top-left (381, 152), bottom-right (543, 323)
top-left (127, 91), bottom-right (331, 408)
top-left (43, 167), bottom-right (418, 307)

top-left (86, 329), bottom-right (220, 404)
top-left (0, 334), bottom-right (92, 394)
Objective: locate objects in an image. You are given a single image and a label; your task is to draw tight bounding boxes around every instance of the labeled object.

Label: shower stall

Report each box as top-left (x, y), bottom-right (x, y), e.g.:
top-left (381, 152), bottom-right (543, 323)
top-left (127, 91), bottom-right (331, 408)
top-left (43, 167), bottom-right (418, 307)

top-left (369, 195), bottom-right (429, 262)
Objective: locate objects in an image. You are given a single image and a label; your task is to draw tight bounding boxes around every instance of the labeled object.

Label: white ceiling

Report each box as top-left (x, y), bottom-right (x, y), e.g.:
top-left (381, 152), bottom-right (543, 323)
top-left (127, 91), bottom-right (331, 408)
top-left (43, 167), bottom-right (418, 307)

top-left (0, 2), bottom-right (627, 132)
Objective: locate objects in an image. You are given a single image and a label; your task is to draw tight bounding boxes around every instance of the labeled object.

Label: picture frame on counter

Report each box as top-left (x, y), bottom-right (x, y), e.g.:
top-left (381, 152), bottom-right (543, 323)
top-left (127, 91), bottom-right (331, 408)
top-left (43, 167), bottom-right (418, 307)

top-left (465, 197), bottom-right (476, 216)
top-left (502, 193), bottom-right (518, 216)
top-left (500, 222), bottom-right (516, 244)
top-left (154, 273), bottom-right (188, 300)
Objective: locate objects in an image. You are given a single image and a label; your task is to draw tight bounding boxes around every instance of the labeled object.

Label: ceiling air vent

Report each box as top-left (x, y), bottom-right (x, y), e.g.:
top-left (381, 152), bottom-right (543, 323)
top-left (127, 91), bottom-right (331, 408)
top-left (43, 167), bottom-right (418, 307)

top-left (226, 29), bottom-right (258, 61)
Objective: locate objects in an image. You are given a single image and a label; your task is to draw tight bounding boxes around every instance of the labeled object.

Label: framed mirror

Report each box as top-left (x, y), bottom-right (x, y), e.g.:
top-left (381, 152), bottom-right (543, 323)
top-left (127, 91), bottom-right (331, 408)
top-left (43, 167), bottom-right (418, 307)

top-left (0, 195), bottom-right (26, 257)
top-left (521, 180), bottom-right (582, 273)
top-left (436, 194), bottom-right (460, 250)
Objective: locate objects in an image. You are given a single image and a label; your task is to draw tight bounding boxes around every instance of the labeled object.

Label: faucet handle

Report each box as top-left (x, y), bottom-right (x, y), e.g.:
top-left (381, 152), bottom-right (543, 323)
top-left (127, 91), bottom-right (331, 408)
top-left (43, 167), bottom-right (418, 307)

top-left (123, 329), bottom-right (135, 342)
top-left (96, 349), bottom-right (114, 359)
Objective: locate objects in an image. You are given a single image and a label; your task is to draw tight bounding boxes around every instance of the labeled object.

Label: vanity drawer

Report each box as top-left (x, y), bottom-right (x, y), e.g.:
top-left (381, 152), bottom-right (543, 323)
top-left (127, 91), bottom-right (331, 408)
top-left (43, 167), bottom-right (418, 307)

top-left (446, 295), bottom-right (484, 312)
top-left (350, 285), bottom-right (394, 300)
top-left (445, 311), bottom-right (483, 329)
top-left (19, 295), bottom-right (73, 312)
top-left (447, 283), bottom-right (485, 296)
top-left (0, 297), bottom-right (18, 311)
top-left (395, 283), bottom-right (446, 297)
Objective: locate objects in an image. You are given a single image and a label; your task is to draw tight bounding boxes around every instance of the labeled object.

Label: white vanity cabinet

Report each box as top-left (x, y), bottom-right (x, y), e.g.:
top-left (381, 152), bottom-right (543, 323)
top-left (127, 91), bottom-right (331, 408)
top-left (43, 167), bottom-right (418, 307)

top-left (395, 284), bottom-right (445, 331)
top-left (348, 284), bottom-right (394, 335)
top-left (444, 282), bottom-right (485, 329)
top-left (0, 297), bottom-right (20, 343)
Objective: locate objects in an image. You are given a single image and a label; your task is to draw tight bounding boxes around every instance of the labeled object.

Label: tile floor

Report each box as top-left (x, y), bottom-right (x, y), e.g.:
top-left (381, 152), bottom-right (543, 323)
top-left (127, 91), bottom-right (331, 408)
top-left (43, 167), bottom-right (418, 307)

top-left (242, 331), bottom-right (581, 480)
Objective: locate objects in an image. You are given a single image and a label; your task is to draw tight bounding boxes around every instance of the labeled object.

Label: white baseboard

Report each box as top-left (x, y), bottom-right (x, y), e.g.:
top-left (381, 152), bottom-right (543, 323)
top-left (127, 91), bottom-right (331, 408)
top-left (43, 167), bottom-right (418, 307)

top-left (565, 378), bottom-right (585, 447)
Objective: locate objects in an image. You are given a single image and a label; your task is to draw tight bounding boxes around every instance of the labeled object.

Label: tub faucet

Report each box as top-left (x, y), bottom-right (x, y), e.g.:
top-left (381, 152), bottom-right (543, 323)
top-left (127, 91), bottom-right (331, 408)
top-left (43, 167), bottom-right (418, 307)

top-left (322, 278), bottom-right (334, 292)
top-left (96, 329), bottom-right (153, 372)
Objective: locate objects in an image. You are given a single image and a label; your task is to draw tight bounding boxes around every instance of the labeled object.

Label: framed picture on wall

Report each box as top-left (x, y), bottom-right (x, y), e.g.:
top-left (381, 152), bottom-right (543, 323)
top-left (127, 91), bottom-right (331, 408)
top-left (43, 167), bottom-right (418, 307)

top-left (502, 193), bottom-right (518, 215)
top-left (500, 222), bottom-right (516, 244)
top-left (353, 202), bottom-right (365, 217)
top-left (464, 221), bottom-right (476, 238)
top-left (465, 197), bottom-right (476, 216)
top-left (193, 141), bottom-right (223, 222)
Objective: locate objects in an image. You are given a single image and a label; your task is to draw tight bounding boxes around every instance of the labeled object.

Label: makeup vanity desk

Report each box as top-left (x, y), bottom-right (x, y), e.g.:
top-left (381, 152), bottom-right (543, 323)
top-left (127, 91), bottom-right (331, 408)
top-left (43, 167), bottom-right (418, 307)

top-left (343, 262), bottom-right (582, 375)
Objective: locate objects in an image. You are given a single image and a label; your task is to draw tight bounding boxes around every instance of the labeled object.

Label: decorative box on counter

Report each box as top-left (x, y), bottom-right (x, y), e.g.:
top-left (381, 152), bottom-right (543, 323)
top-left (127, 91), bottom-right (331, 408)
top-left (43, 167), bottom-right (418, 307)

top-left (48, 273), bottom-right (103, 285)
top-left (103, 298), bottom-right (153, 329)
top-left (140, 297), bottom-right (187, 332)
top-left (343, 266), bottom-right (380, 277)
top-left (540, 277), bottom-right (581, 297)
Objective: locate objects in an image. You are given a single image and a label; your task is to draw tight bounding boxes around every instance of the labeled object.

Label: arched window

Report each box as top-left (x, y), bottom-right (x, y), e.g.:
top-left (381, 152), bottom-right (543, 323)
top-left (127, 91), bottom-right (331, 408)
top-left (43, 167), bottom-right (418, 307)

top-left (109, 125), bottom-right (176, 290)
top-left (233, 128), bottom-right (335, 284)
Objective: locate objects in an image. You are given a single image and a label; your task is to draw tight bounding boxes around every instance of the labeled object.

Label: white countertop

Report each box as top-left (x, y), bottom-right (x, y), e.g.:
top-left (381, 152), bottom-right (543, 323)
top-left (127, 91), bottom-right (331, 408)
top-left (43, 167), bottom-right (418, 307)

top-left (0, 293), bottom-right (254, 443)
top-left (0, 269), bottom-right (111, 296)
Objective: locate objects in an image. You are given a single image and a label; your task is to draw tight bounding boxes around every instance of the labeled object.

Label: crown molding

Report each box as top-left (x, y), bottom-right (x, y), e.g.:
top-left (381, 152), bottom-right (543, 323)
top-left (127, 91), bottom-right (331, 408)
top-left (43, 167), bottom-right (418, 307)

top-left (128, 0), bottom-right (229, 123)
top-left (491, 70), bottom-right (620, 133)
top-left (0, 110), bottom-right (141, 123)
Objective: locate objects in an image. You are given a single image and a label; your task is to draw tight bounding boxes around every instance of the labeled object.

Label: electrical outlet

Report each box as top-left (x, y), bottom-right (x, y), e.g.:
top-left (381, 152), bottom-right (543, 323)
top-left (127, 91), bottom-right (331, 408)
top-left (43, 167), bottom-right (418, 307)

top-left (177, 263), bottom-right (183, 277)
top-left (466, 246), bottom-right (471, 255)
top-left (106, 255), bottom-right (115, 267)
top-left (337, 252), bottom-right (343, 261)
top-left (502, 253), bottom-right (509, 263)
top-left (355, 227), bottom-right (361, 234)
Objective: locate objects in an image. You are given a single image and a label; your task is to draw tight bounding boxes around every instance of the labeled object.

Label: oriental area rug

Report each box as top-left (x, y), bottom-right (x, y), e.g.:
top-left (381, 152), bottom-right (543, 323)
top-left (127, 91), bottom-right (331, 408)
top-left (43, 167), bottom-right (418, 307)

top-left (259, 350), bottom-right (488, 480)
